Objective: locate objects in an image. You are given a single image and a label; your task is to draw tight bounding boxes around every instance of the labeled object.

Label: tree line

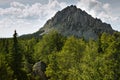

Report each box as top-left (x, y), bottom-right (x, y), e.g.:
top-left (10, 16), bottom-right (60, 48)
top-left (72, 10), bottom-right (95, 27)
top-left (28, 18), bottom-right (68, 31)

top-left (0, 30), bottom-right (120, 80)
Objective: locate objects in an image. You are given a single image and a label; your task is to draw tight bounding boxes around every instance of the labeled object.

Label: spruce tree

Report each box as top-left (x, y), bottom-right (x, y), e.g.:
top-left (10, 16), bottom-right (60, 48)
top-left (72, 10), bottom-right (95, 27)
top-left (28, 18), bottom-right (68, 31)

top-left (9, 30), bottom-right (27, 80)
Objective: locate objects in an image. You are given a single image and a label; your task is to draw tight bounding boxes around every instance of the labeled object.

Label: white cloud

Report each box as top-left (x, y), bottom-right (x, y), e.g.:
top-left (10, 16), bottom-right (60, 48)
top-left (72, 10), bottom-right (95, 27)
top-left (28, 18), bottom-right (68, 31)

top-left (0, 0), bottom-right (68, 37)
top-left (0, 0), bottom-right (67, 19)
top-left (76, 0), bottom-right (106, 17)
top-left (10, 1), bottom-right (25, 8)
top-left (0, 17), bottom-right (42, 37)
top-left (0, 0), bottom-right (119, 37)
top-left (76, 0), bottom-right (120, 31)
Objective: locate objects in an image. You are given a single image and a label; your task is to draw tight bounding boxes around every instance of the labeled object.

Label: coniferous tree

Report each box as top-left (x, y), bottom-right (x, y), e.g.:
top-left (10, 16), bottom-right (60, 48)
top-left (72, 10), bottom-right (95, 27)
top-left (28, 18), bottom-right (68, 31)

top-left (34, 31), bottom-right (65, 63)
top-left (9, 30), bottom-right (27, 80)
top-left (0, 54), bottom-right (13, 80)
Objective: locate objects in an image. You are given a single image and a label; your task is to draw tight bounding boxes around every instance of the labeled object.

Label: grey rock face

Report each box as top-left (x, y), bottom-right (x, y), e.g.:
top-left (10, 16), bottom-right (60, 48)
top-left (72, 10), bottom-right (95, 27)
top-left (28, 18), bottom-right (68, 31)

top-left (33, 61), bottom-right (47, 80)
top-left (38, 5), bottom-right (114, 40)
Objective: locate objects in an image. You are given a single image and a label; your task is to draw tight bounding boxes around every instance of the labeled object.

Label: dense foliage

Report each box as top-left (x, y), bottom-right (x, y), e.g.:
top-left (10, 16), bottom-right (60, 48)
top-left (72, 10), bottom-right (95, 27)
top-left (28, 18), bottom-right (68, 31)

top-left (0, 31), bottom-right (120, 80)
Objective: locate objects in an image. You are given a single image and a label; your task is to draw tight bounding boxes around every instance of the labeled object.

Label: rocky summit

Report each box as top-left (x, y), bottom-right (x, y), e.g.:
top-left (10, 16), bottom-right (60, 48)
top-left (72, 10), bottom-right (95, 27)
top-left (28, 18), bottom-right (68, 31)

top-left (22, 5), bottom-right (114, 40)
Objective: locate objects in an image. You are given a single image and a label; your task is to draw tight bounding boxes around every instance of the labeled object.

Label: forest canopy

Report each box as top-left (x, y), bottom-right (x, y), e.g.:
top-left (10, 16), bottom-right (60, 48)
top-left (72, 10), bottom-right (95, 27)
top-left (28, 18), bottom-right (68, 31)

top-left (0, 31), bottom-right (120, 80)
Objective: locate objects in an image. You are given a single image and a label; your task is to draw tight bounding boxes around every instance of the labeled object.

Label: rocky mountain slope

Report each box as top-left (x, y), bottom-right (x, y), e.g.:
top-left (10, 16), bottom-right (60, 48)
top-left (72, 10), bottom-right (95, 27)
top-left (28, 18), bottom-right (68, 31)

top-left (21, 5), bottom-right (114, 40)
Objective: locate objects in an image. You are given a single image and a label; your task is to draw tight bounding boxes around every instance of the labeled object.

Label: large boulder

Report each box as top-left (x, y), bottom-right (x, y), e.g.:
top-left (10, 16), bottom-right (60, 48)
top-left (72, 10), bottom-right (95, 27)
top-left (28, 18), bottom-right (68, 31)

top-left (33, 61), bottom-right (47, 80)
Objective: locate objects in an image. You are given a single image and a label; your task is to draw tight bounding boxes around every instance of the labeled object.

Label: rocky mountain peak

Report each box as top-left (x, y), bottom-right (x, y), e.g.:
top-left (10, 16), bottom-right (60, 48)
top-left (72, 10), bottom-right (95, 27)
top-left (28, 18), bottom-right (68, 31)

top-left (22, 5), bottom-right (114, 40)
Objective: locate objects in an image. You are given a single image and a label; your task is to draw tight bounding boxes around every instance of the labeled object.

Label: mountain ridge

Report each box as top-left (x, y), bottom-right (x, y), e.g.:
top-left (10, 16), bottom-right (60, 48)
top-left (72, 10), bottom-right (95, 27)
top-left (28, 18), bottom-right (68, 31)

top-left (21, 5), bottom-right (114, 40)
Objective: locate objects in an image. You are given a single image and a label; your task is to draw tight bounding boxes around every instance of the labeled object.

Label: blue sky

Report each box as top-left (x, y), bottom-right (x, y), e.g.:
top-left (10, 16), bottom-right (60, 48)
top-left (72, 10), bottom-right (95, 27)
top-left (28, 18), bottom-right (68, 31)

top-left (0, 0), bottom-right (120, 37)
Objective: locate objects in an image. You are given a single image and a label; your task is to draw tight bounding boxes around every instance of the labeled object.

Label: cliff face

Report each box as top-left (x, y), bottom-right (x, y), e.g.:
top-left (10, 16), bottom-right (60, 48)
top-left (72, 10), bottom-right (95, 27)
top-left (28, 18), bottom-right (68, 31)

top-left (39, 5), bottom-right (114, 40)
top-left (21, 5), bottom-right (114, 40)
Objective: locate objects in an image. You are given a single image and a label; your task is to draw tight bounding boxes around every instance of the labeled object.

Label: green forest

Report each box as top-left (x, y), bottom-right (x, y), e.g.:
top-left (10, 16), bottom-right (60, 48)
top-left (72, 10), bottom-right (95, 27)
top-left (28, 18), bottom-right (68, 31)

top-left (0, 30), bottom-right (120, 80)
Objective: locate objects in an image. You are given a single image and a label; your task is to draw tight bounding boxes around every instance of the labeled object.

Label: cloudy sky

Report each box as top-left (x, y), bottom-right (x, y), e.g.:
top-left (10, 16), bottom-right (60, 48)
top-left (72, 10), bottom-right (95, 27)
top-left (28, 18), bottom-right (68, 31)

top-left (0, 0), bottom-right (120, 37)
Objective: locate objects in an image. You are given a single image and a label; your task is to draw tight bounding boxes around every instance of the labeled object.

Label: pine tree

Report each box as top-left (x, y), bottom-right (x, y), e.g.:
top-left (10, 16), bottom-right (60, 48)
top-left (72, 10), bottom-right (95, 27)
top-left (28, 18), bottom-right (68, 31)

top-left (9, 30), bottom-right (27, 80)
top-left (0, 54), bottom-right (13, 80)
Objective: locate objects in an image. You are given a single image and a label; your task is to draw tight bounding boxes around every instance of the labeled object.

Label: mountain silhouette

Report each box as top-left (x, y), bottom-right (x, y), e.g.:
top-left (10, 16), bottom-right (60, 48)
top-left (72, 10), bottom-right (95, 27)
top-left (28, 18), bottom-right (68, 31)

top-left (21, 5), bottom-right (114, 40)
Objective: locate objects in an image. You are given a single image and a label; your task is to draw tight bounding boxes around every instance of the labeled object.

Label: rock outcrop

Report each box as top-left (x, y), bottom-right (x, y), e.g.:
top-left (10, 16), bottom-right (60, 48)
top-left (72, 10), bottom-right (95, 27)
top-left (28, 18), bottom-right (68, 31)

top-left (21, 5), bottom-right (114, 40)
top-left (39, 5), bottom-right (114, 40)
top-left (33, 61), bottom-right (47, 80)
